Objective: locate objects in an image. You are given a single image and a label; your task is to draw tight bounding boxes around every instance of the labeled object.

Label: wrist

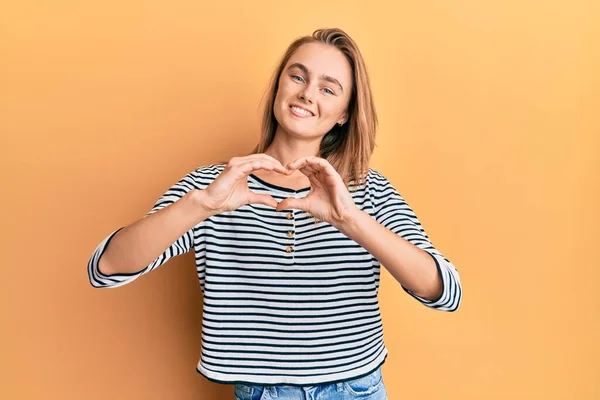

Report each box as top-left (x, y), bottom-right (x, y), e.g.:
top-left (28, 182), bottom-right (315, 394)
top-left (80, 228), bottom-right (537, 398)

top-left (333, 207), bottom-right (364, 237)
top-left (186, 189), bottom-right (219, 220)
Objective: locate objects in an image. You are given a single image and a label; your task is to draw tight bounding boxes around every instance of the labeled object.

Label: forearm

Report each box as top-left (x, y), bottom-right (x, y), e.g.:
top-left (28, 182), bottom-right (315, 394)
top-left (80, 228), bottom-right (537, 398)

top-left (99, 189), bottom-right (214, 275)
top-left (336, 209), bottom-right (443, 301)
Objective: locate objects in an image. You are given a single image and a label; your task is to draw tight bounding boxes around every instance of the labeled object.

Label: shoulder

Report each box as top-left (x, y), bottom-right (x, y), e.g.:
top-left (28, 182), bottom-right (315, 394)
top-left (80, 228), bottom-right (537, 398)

top-left (188, 163), bottom-right (227, 189)
top-left (364, 168), bottom-right (393, 191)
top-left (366, 168), bottom-right (386, 181)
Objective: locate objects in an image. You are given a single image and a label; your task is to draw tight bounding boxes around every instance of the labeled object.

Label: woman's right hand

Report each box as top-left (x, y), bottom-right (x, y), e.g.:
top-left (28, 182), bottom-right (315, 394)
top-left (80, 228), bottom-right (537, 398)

top-left (198, 154), bottom-right (291, 214)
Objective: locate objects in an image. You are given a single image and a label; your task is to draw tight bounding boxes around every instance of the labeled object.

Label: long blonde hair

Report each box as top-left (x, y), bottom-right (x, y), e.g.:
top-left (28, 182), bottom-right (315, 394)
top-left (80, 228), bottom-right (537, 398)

top-left (250, 28), bottom-right (378, 190)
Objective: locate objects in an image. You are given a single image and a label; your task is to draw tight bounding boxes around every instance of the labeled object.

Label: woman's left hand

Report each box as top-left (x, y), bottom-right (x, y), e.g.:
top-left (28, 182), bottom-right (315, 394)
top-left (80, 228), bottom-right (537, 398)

top-left (276, 156), bottom-right (360, 226)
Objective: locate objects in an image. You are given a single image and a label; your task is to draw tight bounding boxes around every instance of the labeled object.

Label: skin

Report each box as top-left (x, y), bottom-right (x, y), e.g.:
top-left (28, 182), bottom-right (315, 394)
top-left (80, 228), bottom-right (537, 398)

top-left (260, 41), bottom-right (352, 186)
top-left (251, 42), bottom-right (443, 301)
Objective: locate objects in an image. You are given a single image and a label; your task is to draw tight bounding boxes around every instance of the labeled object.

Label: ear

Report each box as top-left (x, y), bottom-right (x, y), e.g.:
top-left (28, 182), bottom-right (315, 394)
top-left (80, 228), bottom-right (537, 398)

top-left (338, 112), bottom-right (349, 126)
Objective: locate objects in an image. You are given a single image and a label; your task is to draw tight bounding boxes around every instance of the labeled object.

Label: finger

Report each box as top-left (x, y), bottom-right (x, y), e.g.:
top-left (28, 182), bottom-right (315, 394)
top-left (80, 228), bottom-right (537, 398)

top-left (260, 153), bottom-right (288, 170)
top-left (305, 159), bottom-right (342, 184)
top-left (303, 157), bottom-right (336, 175)
top-left (276, 197), bottom-right (309, 212)
top-left (248, 156), bottom-right (293, 175)
top-left (286, 156), bottom-right (310, 171)
top-left (298, 159), bottom-right (343, 189)
top-left (242, 153), bottom-right (287, 170)
top-left (287, 156), bottom-right (330, 173)
top-left (298, 163), bottom-right (319, 176)
top-left (299, 166), bottom-right (325, 189)
top-left (287, 159), bottom-right (324, 187)
top-left (238, 160), bottom-right (289, 177)
top-left (223, 161), bottom-right (277, 184)
top-left (248, 193), bottom-right (279, 208)
top-left (287, 158), bottom-right (312, 174)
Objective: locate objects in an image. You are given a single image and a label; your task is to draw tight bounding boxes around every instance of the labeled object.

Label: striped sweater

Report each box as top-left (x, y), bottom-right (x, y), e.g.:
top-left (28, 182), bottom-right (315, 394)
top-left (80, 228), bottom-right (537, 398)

top-left (88, 163), bottom-right (462, 386)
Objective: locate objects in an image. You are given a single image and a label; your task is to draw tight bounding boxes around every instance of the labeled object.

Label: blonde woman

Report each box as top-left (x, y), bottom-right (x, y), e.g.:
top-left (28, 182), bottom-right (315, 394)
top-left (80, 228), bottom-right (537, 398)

top-left (88, 28), bottom-right (462, 400)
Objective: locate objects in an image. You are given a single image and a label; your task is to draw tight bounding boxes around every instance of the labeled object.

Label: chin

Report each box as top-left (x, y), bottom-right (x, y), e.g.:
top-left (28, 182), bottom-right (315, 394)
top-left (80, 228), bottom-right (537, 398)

top-left (283, 124), bottom-right (313, 137)
top-left (274, 107), bottom-right (325, 137)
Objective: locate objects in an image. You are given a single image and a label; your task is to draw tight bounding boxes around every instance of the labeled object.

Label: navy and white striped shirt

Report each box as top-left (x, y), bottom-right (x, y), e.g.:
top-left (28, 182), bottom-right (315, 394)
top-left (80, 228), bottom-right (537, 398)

top-left (88, 163), bottom-right (462, 386)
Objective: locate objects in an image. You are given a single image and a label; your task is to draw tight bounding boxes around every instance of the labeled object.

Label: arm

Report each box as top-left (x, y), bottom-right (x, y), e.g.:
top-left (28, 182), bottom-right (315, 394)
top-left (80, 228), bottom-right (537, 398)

top-left (338, 172), bottom-right (462, 312)
top-left (338, 210), bottom-right (444, 300)
top-left (87, 171), bottom-right (214, 288)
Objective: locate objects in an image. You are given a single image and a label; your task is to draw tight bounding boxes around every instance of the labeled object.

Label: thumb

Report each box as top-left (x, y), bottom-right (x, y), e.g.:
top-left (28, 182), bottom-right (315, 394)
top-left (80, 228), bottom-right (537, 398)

top-left (276, 197), bottom-right (308, 212)
top-left (248, 193), bottom-right (279, 208)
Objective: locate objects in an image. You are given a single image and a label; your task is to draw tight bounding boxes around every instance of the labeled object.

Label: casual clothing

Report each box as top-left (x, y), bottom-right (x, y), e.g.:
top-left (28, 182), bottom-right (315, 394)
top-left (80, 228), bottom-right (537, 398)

top-left (87, 163), bottom-right (462, 386)
top-left (234, 365), bottom-right (387, 399)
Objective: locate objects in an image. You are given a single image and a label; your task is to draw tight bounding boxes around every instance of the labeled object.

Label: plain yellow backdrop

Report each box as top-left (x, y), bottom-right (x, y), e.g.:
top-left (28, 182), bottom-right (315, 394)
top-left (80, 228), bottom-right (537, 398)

top-left (1, 0), bottom-right (598, 399)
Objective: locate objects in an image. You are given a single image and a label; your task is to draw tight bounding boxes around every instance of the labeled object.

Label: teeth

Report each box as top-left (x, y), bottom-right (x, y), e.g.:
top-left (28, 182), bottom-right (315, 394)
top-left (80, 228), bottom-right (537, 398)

top-left (291, 106), bottom-right (312, 116)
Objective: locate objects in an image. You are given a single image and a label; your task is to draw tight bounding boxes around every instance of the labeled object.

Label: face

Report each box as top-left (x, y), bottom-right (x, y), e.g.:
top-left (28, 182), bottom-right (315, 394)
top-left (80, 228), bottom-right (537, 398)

top-left (273, 42), bottom-right (353, 139)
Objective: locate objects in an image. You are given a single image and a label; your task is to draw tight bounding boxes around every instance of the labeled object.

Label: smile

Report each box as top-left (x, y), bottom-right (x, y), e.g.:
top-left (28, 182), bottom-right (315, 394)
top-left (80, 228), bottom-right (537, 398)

top-left (289, 105), bottom-right (315, 117)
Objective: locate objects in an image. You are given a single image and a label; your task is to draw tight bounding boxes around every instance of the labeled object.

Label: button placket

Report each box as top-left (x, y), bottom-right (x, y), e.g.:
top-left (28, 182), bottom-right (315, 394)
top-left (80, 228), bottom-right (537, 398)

top-left (284, 210), bottom-right (296, 257)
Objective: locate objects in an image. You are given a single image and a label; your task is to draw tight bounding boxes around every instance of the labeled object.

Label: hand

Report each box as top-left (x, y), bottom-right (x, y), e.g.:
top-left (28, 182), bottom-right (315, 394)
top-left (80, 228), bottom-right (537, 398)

top-left (200, 154), bottom-right (291, 214)
top-left (276, 156), bottom-right (360, 226)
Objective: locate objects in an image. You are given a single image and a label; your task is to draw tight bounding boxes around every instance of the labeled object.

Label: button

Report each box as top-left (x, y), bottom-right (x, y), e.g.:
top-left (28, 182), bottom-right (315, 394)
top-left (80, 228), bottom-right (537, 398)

top-left (286, 212), bottom-right (293, 219)
top-left (287, 231), bottom-right (294, 238)
top-left (285, 246), bottom-right (294, 253)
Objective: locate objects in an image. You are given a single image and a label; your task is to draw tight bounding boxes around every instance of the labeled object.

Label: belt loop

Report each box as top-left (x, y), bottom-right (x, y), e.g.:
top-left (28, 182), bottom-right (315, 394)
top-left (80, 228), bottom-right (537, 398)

top-left (269, 386), bottom-right (278, 397)
top-left (336, 382), bottom-right (344, 392)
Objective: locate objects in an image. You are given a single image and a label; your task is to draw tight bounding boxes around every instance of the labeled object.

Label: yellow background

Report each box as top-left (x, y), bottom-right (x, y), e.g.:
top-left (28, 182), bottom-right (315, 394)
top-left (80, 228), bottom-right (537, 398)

top-left (1, 0), bottom-right (598, 399)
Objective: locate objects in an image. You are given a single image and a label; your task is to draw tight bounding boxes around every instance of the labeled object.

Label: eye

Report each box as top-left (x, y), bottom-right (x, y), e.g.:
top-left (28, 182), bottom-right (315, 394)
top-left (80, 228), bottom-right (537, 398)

top-left (322, 87), bottom-right (335, 95)
top-left (291, 75), bottom-right (305, 83)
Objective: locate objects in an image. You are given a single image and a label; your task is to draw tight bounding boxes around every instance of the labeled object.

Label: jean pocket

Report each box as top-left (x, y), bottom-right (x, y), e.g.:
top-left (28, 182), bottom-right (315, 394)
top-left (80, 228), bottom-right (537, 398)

top-left (344, 367), bottom-right (384, 396)
top-left (234, 383), bottom-right (266, 400)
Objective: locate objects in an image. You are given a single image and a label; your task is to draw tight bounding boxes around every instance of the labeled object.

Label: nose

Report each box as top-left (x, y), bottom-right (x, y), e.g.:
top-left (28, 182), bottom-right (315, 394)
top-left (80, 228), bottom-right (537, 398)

top-left (298, 86), bottom-right (314, 104)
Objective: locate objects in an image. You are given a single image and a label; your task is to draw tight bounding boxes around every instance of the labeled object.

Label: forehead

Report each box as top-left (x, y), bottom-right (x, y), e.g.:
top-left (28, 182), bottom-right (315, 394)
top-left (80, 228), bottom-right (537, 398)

top-left (285, 42), bottom-right (352, 87)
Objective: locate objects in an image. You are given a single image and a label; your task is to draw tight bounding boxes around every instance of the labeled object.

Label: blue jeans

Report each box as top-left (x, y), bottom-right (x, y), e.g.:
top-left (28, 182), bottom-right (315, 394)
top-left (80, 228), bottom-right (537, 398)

top-left (233, 366), bottom-right (387, 400)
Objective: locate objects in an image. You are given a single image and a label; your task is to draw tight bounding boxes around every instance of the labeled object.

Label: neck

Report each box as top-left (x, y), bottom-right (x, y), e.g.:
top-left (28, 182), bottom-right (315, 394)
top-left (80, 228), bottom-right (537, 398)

top-left (264, 126), bottom-right (322, 168)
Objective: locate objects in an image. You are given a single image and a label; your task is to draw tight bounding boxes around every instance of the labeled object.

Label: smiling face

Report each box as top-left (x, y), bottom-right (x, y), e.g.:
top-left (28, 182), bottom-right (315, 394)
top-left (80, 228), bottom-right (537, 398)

top-left (272, 42), bottom-right (353, 140)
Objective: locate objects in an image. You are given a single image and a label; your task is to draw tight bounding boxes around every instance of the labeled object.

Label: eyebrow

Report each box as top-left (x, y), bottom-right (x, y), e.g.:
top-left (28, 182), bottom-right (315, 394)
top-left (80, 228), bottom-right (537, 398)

top-left (287, 62), bottom-right (344, 93)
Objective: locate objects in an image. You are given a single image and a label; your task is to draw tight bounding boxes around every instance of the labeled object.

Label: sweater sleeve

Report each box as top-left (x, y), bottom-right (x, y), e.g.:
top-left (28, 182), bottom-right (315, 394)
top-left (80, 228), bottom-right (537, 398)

top-left (88, 170), bottom-right (200, 289)
top-left (370, 171), bottom-right (462, 312)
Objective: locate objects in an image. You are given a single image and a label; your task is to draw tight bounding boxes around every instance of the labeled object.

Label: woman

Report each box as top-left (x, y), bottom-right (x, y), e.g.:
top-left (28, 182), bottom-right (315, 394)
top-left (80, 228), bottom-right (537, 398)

top-left (88, 28), bottom-right (462, 400)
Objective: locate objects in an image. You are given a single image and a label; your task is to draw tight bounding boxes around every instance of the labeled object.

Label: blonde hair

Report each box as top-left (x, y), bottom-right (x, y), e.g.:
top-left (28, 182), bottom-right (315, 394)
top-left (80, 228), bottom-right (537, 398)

top-left (250, 28), bottom-right (378, 190)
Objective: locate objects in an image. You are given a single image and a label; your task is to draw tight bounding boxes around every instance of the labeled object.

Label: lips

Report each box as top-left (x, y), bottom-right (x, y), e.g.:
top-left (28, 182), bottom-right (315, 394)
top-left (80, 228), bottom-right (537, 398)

top-left (289, 104), bottom-right (315, 117)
